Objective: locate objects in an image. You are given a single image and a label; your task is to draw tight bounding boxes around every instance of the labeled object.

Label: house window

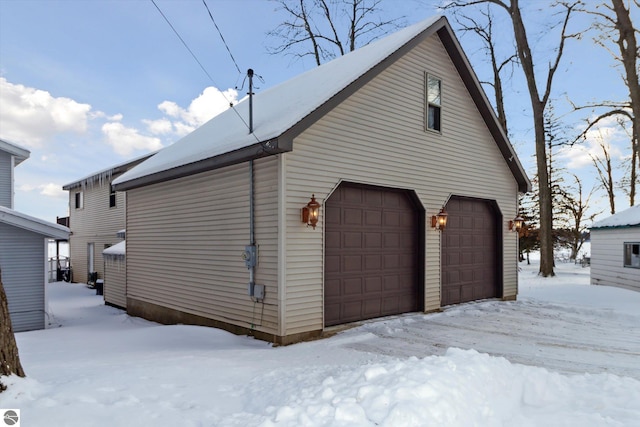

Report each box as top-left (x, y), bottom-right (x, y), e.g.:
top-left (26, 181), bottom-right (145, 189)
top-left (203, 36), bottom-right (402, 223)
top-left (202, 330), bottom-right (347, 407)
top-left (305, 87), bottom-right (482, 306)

top-left (109, 188), bottom-right (116, 208)
top-left (426, 73), bottom-right (442, 132)
top-left (623, 242), bottom-right (640, 268)
top-left (75, 191), bottom-right (84, 209)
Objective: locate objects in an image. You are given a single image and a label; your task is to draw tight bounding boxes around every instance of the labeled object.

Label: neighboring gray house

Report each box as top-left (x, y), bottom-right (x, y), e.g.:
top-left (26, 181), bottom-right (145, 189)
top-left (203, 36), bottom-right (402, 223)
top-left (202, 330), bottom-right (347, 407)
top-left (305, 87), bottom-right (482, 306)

top-left (62, 153), bottom-right (153, 285)
top-left (0, 139), bottom-right (69, 332)
top-left (590, 205), bottom-right (640, 292)
top-left (113, 16), bottom-right (530, 344)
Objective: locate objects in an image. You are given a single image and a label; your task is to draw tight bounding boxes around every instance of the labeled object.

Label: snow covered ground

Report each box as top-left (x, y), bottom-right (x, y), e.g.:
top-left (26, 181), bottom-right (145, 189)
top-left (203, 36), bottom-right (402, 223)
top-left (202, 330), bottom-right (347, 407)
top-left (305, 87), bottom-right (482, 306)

top-left (1, 260), bottom-right (639, 426)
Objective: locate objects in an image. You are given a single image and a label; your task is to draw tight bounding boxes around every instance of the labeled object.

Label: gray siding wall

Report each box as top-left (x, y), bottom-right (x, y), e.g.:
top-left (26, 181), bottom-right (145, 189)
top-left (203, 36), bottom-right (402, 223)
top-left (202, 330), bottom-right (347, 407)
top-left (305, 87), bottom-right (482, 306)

top-left (0, 150), bottom-right (13, 208)
top-left (591, 227), bottom-right (640, 291)
top-left (126, 157), bottom-right (279, 335)
top-left (282, 34), bottom-right (519, 335)
top-left (0, 222), bottom-right (46, 332)
top-left (68, 179), bottom-right (125, 283)
top-left (104, 258), bottom-right (126, 308)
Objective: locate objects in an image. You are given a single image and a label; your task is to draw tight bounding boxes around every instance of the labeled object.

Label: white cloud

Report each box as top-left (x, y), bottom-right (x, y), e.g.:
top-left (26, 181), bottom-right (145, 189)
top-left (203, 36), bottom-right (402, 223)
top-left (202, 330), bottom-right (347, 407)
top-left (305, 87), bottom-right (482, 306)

top-left (156, 86), bottom-right (238, 137)
top-left (558, 115), bottom-right (630, 169)
top-left (18, 182), bottom-right (66, 199)
top-left (0, 77), bottom-right (92, 147)
top-left (102, 122), bottom-right (163, 156)
top-left (143, 118), bottom-right (173, 135)
top-left (39, 182), bottom-right (67, 198)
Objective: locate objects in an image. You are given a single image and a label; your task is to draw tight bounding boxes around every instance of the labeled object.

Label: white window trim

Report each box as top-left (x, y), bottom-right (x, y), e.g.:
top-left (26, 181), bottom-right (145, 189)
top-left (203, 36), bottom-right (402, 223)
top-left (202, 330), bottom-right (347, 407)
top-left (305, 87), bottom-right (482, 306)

top-left (425, 72), bottom-right (442, 134)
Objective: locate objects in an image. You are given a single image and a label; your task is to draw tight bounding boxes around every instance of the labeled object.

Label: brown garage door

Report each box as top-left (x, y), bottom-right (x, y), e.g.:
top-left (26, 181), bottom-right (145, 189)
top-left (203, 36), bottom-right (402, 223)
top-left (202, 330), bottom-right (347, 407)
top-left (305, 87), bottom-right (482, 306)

top-left (325, 183), bottom-right (422, 326)
top-left (441, 196), bottom-right (500, 306)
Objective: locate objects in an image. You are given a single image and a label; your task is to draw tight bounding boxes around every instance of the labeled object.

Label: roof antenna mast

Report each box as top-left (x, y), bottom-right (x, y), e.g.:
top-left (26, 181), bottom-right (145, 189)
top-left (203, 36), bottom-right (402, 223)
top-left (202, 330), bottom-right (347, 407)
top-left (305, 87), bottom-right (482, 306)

top-left (248, 68), bottom-right (254, 134)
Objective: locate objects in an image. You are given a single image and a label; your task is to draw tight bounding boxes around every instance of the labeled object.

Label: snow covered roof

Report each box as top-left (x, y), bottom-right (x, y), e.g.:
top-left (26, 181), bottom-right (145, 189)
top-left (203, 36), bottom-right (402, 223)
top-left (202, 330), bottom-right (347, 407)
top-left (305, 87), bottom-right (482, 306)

top-left (0, 205), bottom-right (69, 239)
top-left (113, 16), bottom-right (529, 193)
top-left (591, 205), bottom-right (640, 229)
top-left (103, 240), bottom-right (125, 258)
top-left (0, 138), bottom-right (30, 166)
top-left (63, 151), bottom-right (156, 190)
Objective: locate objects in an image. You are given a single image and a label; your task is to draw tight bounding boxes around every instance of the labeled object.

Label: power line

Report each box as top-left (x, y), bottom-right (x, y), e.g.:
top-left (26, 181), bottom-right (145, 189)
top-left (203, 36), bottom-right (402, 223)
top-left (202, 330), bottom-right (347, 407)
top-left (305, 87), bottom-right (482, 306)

top-left (201, 0), bottom-right (242, 76)
top-left (149, 0), bottom-right (216, 84)
top-left (149, 0), bottom-right (260, 142)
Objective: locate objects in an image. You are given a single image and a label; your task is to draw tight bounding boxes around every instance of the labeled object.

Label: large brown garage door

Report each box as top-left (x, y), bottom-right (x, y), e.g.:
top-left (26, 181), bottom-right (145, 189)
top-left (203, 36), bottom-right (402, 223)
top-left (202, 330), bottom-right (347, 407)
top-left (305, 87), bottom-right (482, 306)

top-left (441, 196), bottom-right (500, 306)
top-left (325, 183), bottom-right (422, 327)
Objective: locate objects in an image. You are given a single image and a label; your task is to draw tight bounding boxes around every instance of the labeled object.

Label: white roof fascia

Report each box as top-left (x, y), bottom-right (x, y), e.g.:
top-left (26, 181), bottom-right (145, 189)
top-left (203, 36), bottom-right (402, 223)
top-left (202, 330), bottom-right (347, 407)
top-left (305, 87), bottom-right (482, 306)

top-left (0, 139), bottom-right (30, 166)
top-left (0, 206), bottom-right (70, 239)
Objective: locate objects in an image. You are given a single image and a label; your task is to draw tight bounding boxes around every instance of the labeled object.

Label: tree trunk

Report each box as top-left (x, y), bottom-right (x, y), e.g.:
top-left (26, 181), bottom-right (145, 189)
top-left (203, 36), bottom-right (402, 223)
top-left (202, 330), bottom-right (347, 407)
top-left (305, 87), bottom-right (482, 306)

top-left (611, 0), bottom-right (640, 206)
top-left (0, 269), bottom-right (26, 392)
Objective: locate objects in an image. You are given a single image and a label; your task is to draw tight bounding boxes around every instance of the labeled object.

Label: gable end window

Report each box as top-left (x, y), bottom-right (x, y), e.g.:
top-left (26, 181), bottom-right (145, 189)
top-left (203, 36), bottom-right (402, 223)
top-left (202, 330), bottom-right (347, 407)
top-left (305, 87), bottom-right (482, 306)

top-left (426, 73), bottom-right (442, 132)
top-left (75, 191), bottom-right (84, 209)
top-left (109, 188), bottom-right (116, 208)
top-left (623, 242), bottom-right (640, 268)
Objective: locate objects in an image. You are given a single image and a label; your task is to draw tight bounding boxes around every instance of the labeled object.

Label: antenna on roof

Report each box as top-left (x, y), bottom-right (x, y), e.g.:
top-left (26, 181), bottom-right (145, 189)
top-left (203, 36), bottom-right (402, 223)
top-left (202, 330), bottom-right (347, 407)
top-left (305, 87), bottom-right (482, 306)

top-left (248, 69), bottom-right (254, 134)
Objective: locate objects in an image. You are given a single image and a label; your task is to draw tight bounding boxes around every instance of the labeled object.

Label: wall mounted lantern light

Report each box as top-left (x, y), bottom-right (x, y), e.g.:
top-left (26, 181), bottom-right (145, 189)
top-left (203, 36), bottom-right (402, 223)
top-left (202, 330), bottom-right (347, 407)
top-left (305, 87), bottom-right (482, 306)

top-left (431, 207), bottom-right (448, 231)
top-left (302, 194), bottom-right (320, 229)
top-left (509, 216), bottom-right (524, 232)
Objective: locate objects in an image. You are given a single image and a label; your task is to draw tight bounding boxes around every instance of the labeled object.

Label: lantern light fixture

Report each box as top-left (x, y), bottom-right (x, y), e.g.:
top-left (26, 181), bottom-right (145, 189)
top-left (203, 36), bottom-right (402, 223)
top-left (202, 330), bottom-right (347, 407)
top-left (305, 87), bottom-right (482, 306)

top-left (431, 207), bottom-right (448, 231)
top-left (302, 194), bottom-right (320, 229)
top-left (509, 215), bottom-right (524, 232)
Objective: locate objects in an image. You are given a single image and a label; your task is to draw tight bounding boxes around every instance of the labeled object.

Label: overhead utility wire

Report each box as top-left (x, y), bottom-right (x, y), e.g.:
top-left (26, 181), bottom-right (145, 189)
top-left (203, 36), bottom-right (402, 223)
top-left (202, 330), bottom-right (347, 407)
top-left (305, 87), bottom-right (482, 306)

top-left (149, 0), bottom-right (216, 84)
top-left (149, 0), bottom-right (260, 142)
top-left (201, 0), bottom-right (242, 76)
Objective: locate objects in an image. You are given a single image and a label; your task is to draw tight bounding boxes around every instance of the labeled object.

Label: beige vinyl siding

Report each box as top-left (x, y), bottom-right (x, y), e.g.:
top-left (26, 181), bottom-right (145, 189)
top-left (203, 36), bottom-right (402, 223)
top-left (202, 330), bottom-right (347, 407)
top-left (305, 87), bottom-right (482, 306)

top-left (68, 180), bottom-right (125, 283)
top-left (104, 259), bottom-right (126, 308)
top-left (283, 34), bottom-right (519, 334)
top-left (126, 157), bottom-right (279, 335)
top-left (591, 228), bottom-right (640, 291)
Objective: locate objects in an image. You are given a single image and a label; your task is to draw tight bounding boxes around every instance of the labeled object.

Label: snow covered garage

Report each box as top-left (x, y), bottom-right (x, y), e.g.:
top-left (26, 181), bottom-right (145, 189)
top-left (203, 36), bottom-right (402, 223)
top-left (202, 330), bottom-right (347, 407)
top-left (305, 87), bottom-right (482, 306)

top-left (590, 205), bottom-right (640, 292)
top-left (113, 16), bottom-right (530, 344)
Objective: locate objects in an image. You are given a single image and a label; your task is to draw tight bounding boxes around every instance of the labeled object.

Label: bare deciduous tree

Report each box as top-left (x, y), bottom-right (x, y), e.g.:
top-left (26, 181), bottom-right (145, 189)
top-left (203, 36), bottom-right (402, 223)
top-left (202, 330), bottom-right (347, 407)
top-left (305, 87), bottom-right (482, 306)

top-left (453, 6), bottom-right (517, 134)
top-left (1, 269), bottom-right (26, 393)
top-left (589, 135), bottom-right (617, 215)
top-left (558, 174), bottom-right (599, 261)
top-left (574, 0), bottom-right (640, 205)
top-left (445, 0), bottom-right (581, 277)
top-left (268, 0), bottom-right (403, 65)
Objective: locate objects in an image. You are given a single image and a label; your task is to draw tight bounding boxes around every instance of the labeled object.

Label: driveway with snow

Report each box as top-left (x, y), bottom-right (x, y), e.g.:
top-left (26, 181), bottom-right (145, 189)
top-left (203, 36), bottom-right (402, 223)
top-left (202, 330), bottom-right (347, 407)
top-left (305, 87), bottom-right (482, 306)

top-left (1, 261), bottom-right (639, 426)
top-left (341, 263), bottom-right (640, 379)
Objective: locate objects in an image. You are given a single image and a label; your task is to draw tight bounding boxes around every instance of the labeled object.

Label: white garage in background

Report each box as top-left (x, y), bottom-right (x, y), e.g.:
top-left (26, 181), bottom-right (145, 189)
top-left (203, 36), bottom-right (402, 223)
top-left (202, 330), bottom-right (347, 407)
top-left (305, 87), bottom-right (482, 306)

top-left (590, 205), bottom-right (640, 292)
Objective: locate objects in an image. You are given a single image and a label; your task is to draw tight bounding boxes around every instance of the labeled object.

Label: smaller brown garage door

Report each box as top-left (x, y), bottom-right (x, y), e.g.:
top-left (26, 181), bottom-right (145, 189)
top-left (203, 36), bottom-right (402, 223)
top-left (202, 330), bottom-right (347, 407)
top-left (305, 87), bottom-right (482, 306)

top-left (325, 183), bottom-right (422, 326)
top-left (441, 196), bottom-right (500, 306)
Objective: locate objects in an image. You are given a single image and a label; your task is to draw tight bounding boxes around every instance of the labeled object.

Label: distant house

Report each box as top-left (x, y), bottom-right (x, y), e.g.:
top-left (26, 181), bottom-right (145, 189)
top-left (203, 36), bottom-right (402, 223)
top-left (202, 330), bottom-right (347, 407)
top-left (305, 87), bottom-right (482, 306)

top-left (590, 205), bottom-right (640, 292)
top-left (0, 139), bottom-right (69, 332)
top-left (113, 16), bottom-right (530, 344)
top-left (62, 153), bottom-right (153, 285)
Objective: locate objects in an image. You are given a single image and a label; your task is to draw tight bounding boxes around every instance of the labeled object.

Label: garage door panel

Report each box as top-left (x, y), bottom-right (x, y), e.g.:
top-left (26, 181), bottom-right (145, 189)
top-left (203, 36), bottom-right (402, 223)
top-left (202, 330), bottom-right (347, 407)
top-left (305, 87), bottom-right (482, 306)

top-left (364, 232), bottom-right (382, 247)
top-left (365, 277), bottom-right (382, 292)
top-left (384, 233), bottom-right (400, 248)
top-left (365, 254), bottom-right (382, 270)
top-left (344, 232), bottom-right (362, 248)
top-left (325, 183), bottom-right (420, 326)
top-left (343, 278), bottom-right (363, 295)
top-left (343, 255), bottom-right (362, 271)
top-left (344, 208), bottom-right (363, 225)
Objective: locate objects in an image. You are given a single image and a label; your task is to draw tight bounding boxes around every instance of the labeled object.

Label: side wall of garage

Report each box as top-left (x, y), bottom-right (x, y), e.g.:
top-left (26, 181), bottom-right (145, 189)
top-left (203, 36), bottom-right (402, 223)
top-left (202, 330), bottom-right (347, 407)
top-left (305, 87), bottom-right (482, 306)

top-left (281, 33), bottom-right (519, 336)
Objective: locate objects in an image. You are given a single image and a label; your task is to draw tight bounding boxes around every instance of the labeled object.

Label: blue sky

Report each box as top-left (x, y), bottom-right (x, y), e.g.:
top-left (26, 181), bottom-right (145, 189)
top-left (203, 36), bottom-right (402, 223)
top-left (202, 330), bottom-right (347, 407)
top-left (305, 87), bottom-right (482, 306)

top-left (0, 0), bottom-right (637, 222)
